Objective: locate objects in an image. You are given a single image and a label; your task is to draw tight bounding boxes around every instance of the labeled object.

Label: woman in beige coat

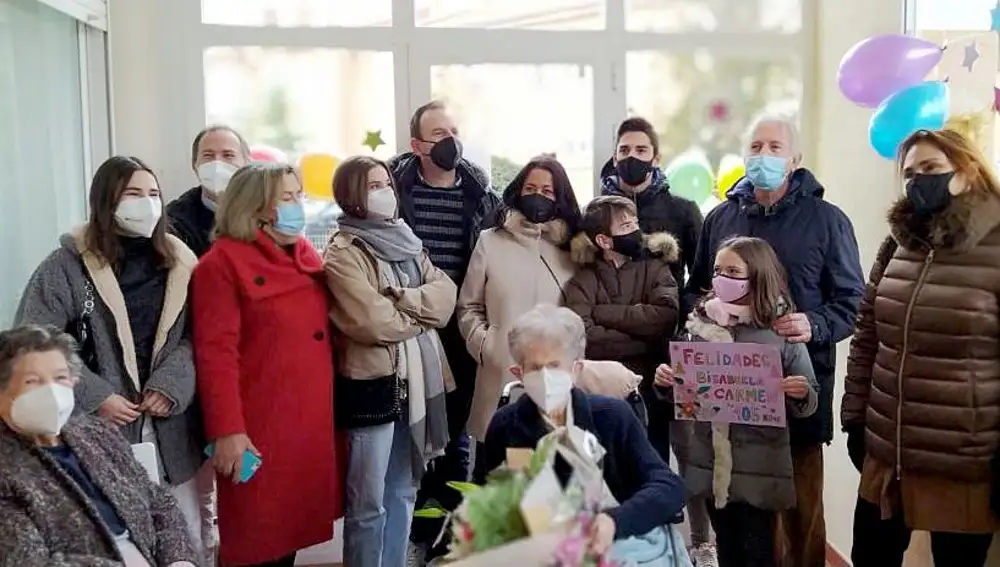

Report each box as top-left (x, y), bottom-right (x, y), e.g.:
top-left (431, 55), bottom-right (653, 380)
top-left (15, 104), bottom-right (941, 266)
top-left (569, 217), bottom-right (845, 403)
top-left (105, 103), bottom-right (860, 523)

top-left (457, 156), bottom-right (582, 448)
top-left (322, 156), bottom-right (457, 567)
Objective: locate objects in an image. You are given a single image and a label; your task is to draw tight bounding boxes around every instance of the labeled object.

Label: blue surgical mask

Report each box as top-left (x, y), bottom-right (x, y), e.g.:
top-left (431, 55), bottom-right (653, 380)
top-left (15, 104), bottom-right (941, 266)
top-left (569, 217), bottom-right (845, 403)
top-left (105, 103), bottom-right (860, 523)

top-left (273, 201), bottom-right (306, 236)
top-left (745, 155), bottom-right (789, 191)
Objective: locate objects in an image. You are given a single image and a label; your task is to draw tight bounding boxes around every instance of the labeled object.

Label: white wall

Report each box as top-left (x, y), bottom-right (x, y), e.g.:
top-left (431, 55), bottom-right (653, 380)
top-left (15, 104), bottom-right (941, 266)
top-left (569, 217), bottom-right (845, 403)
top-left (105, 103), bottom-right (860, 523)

top-left (813, 0), bottom-right (905, 557)
top-left (108, 0), bottom-right (204, 197)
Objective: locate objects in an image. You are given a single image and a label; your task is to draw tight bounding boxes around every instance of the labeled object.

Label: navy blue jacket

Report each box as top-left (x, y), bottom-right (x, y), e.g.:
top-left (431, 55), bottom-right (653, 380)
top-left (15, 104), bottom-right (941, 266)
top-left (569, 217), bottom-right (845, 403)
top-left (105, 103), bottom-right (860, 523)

top-left (684, 168), bottom-right (865, 447)
top-left (481, 389), bottom-right (685, 539)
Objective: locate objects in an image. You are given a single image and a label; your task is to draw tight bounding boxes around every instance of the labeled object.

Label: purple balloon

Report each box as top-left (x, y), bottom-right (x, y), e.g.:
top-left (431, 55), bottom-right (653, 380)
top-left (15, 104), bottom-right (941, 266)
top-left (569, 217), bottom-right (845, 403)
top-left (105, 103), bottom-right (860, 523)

top-left (838, 34), bottom-right (943, 108)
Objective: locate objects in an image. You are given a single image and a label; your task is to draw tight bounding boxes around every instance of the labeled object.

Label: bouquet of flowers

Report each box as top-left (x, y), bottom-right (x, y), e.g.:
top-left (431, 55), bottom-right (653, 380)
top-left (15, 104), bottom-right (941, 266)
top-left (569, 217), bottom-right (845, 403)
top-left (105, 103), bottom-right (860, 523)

top-left (416, 428), bottom-right (619, 567)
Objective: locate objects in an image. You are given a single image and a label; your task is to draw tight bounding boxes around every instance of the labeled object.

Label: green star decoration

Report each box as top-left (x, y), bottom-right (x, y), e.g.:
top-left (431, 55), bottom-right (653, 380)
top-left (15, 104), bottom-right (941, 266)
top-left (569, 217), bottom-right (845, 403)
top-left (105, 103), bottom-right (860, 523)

top-left (362, 130), bottom-right (385, 152)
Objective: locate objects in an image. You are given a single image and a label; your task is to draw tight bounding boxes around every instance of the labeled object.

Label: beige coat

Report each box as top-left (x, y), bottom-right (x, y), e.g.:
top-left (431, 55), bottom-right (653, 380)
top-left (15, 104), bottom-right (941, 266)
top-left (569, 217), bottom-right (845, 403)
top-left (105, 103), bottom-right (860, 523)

top-left (457, 210), bottom-right (576, 441)
top-left (323, 230), bottom-right (457, 385)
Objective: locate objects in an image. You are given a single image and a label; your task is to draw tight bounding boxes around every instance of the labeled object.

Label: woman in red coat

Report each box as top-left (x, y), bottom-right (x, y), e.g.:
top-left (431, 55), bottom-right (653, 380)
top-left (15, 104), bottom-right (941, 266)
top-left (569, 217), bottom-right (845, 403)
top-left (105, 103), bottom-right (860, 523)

top-left (191, 163), bottom-right (342, 567)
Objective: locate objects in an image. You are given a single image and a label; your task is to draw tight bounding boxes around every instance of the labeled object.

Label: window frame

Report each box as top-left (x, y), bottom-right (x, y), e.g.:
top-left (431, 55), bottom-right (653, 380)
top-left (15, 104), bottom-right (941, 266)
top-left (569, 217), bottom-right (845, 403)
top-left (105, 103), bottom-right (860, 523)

top-left (185, 0), bottom-right (817, 198)
top-left (28, 0), bottom-right (112, 188)
top-left (36, 0), bottom-right (106, 29)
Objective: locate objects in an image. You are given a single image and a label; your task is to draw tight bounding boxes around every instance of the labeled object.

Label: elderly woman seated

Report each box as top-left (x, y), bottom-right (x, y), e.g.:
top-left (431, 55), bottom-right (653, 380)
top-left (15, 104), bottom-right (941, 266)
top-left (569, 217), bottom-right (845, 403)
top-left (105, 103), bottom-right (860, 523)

top-left (0, 325), bottom-right (197, 567)
top-left (479, 305), bottom-right (685, 555)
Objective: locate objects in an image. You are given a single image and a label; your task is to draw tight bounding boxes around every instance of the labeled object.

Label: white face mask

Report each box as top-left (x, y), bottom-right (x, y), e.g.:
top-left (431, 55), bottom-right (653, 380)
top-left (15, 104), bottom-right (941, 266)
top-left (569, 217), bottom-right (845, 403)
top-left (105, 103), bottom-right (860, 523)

top-left (115, 197), bottom-right (162, 238)
top-left (10, 383), bottom-right (75, 436)
top-left (522, 368), bottom-right (574, 414)
top-left (197, 160), bottom-right (239, 196)
top-left (367, 187), bottom-right (398, 220)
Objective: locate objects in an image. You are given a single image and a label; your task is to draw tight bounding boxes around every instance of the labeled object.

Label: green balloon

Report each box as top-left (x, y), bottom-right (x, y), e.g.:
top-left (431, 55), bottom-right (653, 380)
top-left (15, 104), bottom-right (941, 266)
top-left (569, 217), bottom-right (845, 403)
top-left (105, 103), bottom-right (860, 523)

top-left (666, 161), bottom-right (715, 203)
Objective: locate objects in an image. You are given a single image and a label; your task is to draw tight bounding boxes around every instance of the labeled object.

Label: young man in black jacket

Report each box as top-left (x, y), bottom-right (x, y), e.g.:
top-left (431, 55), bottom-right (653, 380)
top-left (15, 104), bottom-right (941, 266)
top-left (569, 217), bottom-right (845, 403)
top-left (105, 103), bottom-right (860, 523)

top-left (166, 125), bottom-right (250, 258)
top-left (597, 119), bottom-right (703, 472)
top-left (600, 117), bottom-right (703, 293)
top-left (391, 101), bottom-right (500, 565)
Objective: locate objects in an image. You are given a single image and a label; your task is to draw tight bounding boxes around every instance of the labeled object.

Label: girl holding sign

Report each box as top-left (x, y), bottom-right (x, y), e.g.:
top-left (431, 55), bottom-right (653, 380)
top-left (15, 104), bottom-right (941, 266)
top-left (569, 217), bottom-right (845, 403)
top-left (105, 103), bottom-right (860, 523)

top-left (654, 236), bottom-right (817, 567)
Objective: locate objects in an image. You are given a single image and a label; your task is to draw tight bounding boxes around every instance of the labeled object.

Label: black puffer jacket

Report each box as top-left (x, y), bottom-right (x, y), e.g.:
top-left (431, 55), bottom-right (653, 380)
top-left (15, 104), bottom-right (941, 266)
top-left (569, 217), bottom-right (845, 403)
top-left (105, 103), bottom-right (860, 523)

top-left (389, 152), bottom-right (500, 289)
top-left (600, 159), bottom-right (703, 290)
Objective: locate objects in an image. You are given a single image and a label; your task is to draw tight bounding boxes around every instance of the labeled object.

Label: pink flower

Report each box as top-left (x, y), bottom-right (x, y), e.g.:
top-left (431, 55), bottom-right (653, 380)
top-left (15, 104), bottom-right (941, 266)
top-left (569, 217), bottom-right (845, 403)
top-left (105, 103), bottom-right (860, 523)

top-left (456, 520), bottom-right (475, 543)
top-left (554, 535), bottom-right (587, 566)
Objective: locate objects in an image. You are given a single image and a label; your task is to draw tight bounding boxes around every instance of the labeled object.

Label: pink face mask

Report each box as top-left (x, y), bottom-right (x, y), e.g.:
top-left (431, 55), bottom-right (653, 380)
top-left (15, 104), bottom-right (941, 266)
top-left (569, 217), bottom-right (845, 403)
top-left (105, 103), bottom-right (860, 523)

top-left (712, 274), bottom-right (750, 302)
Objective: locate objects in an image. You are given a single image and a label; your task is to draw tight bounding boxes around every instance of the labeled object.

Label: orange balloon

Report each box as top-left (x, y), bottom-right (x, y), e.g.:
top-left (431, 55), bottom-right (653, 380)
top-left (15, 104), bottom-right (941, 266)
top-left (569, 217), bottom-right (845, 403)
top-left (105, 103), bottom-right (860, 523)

top-left (298, 153), bottom-right (339, 199)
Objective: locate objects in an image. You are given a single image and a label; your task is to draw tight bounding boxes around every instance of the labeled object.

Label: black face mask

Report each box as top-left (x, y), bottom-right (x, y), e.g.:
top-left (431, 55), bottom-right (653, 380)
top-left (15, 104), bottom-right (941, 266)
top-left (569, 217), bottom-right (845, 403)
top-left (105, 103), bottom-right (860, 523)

top-left (610, 230), bottom-right (644, 259)
top-left (616, 156), bottom-right (654, 187)
top-left (517, 193), bottom-right (556, 224)
top-left (425, 136), bottom-right (463, 171)
top-left (906, 172), bottom-right (954, 216)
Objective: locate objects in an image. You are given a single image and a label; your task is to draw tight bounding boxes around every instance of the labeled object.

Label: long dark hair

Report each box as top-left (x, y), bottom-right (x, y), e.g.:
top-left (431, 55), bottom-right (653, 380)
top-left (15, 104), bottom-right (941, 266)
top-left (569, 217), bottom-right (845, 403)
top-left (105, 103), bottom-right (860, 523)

top-left (712, 236), bottom-right (793, 328)
top-left (491, 156), bottom-right (582, 237)
top-left (84, 156), bottom-right (176, 269)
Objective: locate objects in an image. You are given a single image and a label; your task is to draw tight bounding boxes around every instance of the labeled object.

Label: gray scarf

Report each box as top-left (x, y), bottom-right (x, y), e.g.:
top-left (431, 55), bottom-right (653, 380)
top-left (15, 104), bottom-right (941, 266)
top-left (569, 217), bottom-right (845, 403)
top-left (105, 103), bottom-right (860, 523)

top-left (337, 215), bottom-right (450, 468)
top-left (337, 216), bottom-right (423, 262)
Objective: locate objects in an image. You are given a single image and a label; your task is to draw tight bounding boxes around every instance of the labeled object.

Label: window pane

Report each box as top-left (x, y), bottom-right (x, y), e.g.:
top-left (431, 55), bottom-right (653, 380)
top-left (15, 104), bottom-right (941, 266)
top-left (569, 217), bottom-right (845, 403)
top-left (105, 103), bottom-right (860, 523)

top-left (204, 47), bottom-right (395, 248)
top-left (911, 1), bottom-right (999, 160)
top-left (416, 0), bottom-right (604, 30)
top-left (912, 0), bottom-right (994, 31)
top-left (0, 0), bottom-right (87, 326)
top-left (626, 0), bottom-right (801, 33)
top-left (431, 64), bottom-right (595, 204)
top-left (626, 51), bottom-right (801, 197)
top-left (201, 0), bottom-right (391, 27)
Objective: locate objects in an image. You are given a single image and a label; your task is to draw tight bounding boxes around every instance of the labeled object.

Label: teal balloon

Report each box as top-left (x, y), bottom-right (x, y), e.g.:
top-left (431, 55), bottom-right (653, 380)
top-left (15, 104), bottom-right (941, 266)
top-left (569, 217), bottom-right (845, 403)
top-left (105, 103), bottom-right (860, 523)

top-left (666, 161), bottom-right (714, 202)
top-left (869, 81), bottom-right (949, 160)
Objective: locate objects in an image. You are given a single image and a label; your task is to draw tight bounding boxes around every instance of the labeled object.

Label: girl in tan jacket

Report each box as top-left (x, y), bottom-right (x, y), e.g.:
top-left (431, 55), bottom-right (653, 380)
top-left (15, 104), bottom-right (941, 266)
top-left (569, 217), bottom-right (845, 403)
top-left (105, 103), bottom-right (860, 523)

top-left (323, 156), bottom-right (456, 567)
top-left (456, 156), bottom-right (581, 449)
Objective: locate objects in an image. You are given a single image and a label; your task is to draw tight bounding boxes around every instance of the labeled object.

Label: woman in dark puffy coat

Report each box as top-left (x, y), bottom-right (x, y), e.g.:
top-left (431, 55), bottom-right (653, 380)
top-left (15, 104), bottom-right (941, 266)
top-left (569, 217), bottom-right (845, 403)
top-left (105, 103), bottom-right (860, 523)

top-left (842, 129), bottom-right (1000, 567)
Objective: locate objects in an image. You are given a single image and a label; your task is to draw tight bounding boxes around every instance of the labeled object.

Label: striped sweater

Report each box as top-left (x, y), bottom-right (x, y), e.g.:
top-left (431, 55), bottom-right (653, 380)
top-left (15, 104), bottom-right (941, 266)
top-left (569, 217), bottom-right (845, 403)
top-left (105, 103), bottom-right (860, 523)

top-left (408, 184), bottom-right (467, 280)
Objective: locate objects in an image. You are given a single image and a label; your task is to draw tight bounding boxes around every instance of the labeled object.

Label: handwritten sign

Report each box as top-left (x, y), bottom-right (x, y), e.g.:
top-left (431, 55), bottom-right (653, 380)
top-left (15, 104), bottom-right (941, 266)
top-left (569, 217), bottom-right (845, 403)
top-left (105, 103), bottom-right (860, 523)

top-left (668, 342), bottom-right (786, 428)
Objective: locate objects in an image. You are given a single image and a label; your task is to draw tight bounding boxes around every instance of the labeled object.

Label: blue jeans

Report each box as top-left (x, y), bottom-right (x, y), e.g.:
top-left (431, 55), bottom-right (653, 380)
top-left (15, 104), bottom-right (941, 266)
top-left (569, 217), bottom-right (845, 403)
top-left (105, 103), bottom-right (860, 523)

top-left (344, 420), bottom-right (417, 567)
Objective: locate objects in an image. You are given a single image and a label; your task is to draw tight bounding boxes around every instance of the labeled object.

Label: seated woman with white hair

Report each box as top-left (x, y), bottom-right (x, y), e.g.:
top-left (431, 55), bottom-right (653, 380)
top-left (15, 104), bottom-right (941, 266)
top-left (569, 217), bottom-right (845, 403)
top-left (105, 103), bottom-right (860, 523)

top-left (479, 305), bottom-right (685, 556)
top-left (0, 325), bottom-right (197, 567)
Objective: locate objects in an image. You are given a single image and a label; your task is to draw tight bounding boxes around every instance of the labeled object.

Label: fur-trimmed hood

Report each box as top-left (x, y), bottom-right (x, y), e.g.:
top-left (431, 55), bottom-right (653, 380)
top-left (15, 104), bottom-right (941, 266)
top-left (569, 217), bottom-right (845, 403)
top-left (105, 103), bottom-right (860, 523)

top-left (500, 208), bottom-right (571, 247)
top-left (569, 231), bottom-right (679, 266)
top-left (685, 308), bottom-right (736, 344)
top-left (888, 190), bottom-right (1000, 253)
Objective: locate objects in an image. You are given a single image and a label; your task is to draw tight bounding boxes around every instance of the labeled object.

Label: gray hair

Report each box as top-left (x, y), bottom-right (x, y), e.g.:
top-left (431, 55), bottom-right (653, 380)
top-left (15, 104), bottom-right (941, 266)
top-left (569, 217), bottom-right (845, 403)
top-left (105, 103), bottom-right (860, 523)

top-left (0, 325), bottom-right (82, 390)
top-left (191, 124), bottom-right (251, 164)
top-left (742, 111), bottom-right (802, 157)
top-left (507, 304), bottom-right (587, 363)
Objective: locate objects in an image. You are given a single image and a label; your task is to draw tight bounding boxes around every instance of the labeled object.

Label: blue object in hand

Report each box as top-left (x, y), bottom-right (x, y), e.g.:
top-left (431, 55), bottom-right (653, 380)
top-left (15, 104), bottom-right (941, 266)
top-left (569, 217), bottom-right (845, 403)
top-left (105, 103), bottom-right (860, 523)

top-left (204, 444), bottom-right (262, 483)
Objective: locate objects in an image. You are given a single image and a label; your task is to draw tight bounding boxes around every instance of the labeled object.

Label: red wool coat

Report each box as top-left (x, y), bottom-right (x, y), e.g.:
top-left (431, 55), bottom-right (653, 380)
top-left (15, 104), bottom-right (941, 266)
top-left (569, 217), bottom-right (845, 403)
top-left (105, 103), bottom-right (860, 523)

top-left (191, 231), bottom-right (343, 566)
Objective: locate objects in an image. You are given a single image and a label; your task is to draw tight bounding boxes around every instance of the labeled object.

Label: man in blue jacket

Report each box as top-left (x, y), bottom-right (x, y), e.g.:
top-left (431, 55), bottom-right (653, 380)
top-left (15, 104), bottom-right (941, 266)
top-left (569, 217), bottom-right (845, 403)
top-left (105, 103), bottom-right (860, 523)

top-left (684, 113), bottom-right (865, 567)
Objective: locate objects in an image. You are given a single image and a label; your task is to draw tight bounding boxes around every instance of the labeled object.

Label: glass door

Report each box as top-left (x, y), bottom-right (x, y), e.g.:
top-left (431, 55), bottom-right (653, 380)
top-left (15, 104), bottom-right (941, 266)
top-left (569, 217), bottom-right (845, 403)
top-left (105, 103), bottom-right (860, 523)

top-left (408, 33), bottom-right (621, 205)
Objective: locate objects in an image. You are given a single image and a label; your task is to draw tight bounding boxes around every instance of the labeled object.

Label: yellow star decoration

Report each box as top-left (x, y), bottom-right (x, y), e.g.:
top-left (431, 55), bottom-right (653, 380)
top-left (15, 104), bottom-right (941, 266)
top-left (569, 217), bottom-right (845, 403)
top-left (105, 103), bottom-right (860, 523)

top-left (363, 130), bottom-right (385, 152)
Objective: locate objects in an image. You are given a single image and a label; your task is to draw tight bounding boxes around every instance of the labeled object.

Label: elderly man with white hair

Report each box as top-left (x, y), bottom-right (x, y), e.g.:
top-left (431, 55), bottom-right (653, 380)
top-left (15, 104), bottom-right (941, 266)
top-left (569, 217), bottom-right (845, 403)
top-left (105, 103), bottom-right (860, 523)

top-left (478, 305), bottom-right (685, 557)
top-left (683, 113), bottom-right (865, 567)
